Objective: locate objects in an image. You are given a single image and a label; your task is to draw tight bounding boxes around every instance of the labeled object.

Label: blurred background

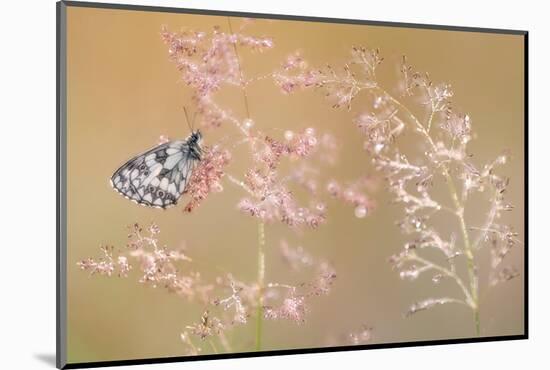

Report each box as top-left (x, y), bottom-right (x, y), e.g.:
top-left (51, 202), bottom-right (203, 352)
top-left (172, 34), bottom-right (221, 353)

top-left (65, 6), bottom-right (524, 364)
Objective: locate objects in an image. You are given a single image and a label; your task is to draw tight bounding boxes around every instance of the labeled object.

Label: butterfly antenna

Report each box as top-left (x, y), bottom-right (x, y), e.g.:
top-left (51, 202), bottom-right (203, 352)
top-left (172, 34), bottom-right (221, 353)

top-left (183, 106), bottom-right (193, 133)
top-left (191, 110), bottom-right (197, 132)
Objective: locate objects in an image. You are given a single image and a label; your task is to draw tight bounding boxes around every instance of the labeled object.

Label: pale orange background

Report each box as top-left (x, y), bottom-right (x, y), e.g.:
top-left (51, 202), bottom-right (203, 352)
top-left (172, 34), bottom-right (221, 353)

top-left (66, 6), bottom-right (525, 364)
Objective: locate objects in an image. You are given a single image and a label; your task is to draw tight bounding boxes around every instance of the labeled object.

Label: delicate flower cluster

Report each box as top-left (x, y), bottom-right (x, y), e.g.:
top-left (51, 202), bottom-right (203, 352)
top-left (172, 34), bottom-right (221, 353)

top-left (282, 131), bottom-right (341, 203)
top-left (278, 46), bottom-right (521, 334)
top-left (383, 62), bottom-right (519, 324)
top-left (264, 296), bottom-right (307, 323)
top-left (213, 278), bottom-right (249, 325)
top-left (77, 245), bottom-right (131, 277)
top-left (161, 26), bottom-right (273, 100)
top-left (326, 176), bottom-right (377, 218)
top-left (235, 130), bottom-right (328, 228)
top-left (161, 24), bottom-right (273, 132)
top-left (181, 237), bottom-right (336, 337)
top-left (79, 223), bottom-right (337, 350)
top-left (183, 145), bottom-right (231, 212)
top-left (185, 310), bottom-right (225, 339)
top-left (274, 47), bottom-right (382, 109)
top-left (265, 128), bottom-right (318, 161)
top-left (354, 110), bottom-right (404, 155)
top-left (307, 262), bottom-right (338, 296)
top-left (79, 223), bottom-right (216, 303)
top-left (263, 241), bottom-right (336, 323)
top-left (400, 56), bottom-right (453, 116)
top-left (162, 25), bottom-right (344, 231)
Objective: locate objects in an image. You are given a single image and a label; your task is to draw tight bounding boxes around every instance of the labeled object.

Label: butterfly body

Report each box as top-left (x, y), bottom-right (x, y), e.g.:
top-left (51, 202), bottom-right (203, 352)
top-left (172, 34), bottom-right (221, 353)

top-left (110, 130), bottom-right (202, 209)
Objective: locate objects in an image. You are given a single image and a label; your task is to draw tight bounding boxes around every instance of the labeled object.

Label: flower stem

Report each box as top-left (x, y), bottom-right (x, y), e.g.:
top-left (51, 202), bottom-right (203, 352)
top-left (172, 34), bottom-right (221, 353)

top-left (227, 17), bottom-right (251, 119)
top-left (225, 16), bottom-right (267, 348)
top-left (380, 86), bottom-right (480, 335)
top-left (208, 339), bottom-right (219, 354)
top-left (408, 253), bottom-right (473, 305)
top-left (444, 171), bottom-right (479, 336)
top-left (255, 221), bottom-right (266, 350)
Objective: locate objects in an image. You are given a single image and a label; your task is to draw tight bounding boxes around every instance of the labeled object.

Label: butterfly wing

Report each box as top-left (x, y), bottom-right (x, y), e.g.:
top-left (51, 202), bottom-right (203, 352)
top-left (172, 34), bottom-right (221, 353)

top-left (110, 141), bottom-right (198, 209)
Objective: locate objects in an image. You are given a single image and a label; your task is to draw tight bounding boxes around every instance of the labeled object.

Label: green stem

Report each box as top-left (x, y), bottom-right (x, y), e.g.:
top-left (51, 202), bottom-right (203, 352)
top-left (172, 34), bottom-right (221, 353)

top-left (474, 304), bottom-right (480, 336)
top-left (226, 16), bottom-right (267, 348)
top-left (255, 221), bottom-right (266, 350)
top-left (208, 339), bottom-right (219, 354)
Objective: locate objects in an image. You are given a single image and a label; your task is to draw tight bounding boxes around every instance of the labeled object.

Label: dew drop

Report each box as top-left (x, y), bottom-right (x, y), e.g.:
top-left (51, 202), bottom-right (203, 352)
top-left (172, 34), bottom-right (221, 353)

top-left (244, 119), bottom-right (254, 129)
top-left (211, 182), bottom-right (223, 193)
top-left (374, 143), bottom-right (384, 153)
top-left (308, 136), bottom-right (317, 146)
top-left (354, 205), bottom-right (368, 218)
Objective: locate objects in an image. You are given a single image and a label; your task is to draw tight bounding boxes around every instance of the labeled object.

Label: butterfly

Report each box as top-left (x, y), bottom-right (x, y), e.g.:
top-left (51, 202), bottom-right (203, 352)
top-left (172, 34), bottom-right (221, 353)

top-left (110, 130), bottom-right (203, 209)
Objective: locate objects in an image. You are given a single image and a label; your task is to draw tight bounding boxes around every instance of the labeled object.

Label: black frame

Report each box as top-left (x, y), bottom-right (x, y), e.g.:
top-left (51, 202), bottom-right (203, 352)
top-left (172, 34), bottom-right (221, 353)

top-left (56, 1), bottom-right (529, 368)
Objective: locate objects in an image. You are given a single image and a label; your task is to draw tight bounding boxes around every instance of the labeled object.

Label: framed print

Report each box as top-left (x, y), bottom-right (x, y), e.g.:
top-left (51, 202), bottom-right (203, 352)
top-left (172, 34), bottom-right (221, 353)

top-left (57, 1), bottom-right (528, 368)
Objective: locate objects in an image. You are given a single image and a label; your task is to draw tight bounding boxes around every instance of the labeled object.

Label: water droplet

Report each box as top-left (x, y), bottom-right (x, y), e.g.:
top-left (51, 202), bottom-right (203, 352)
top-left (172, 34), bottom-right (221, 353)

top-left (355, 205), bottom-right (368, 218)
top-left (373, 96), bottom-right (383, 108)
top-left (244, 119), bottom-right (254, 129)
top-left (432, 274), bottom-right (443, 283)
top-left (327, 181), bottom-right (339, 194)
top-left (211, 182), bottom-right (223, 193)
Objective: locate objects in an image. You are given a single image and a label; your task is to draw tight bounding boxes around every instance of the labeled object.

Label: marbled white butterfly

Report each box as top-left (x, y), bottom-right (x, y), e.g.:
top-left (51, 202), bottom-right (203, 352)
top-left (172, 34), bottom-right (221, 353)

top-left (110, 130), bottom-right (203, 209)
